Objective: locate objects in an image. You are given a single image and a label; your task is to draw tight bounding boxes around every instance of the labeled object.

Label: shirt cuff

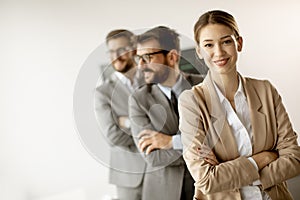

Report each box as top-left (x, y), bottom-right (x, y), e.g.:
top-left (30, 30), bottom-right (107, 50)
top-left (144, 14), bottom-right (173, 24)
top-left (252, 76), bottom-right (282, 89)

top-left (248, 157), bottom-right (262, 186)
top-left (172, 134), bottom-right (183, 150)
top-left (248, 157), bottom-right (259, 170)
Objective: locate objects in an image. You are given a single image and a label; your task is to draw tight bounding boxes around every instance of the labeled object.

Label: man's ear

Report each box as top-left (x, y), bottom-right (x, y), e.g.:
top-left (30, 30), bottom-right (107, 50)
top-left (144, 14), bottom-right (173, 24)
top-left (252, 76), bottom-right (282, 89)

top-left (195, 45), bottom-right (203, 59)
top-left (129, 49), bottom-right (136, 58)
top-left (237, 36), bottom-right (243, 52)
top-left (167, 49), bottom-right (179, 67)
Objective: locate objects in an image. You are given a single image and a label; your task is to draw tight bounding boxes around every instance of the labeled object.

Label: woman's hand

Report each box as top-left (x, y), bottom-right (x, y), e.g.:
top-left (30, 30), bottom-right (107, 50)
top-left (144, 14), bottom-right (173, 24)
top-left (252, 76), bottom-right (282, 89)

top-left (197, 144), bottom-right (219, 166)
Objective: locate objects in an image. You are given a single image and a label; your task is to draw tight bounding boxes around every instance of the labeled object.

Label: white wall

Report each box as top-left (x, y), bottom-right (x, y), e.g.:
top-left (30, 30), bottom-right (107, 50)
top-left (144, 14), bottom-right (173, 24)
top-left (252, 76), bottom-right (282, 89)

top-left (1, 0), bottom-right (300, 199)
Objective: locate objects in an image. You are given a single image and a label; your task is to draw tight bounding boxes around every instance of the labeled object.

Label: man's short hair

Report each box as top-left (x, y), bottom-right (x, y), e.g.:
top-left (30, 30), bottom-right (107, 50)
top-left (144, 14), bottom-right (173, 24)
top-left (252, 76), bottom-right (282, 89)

top-left (136, 26), bottom-right (180, 52)
top-left (105, 29), bottom-right (135, 48)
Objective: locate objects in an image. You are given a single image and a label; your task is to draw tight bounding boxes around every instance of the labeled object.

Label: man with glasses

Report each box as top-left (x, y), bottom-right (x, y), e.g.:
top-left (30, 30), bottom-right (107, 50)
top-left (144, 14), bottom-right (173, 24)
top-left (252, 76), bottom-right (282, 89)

top-left (129, 26), bottom-right (203, 200)
top-left (95, 29), bottom-right (146, 200)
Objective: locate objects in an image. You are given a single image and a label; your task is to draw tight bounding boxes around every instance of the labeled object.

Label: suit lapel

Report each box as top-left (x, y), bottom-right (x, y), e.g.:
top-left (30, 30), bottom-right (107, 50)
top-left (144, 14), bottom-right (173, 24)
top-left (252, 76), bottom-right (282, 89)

top-left (242, 77), bottom-right (266, 154)
top-left (111, 73), bottom-right (131, 96)
top-left (164, 74), bottom-right (194, 132)
top-left (176, 73), bottom-right (193, 94)
top-left (111, 73), bottom-right (131, 114)
top-left (151, 85), bottom-right (179, 134)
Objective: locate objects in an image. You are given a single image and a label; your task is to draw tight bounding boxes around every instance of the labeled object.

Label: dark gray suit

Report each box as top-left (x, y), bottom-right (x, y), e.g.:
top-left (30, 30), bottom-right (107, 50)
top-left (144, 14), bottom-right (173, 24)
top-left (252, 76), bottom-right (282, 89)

top-left (129, 73), bottom-right (203, 200)
top-left (95, 72), bottom-right (146, 199)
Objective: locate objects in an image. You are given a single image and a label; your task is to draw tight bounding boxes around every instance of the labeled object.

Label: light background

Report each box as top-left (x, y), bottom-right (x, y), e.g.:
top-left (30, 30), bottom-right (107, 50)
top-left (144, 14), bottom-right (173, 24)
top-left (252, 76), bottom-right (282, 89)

top-left (1, 0), bottom-right (300, 199)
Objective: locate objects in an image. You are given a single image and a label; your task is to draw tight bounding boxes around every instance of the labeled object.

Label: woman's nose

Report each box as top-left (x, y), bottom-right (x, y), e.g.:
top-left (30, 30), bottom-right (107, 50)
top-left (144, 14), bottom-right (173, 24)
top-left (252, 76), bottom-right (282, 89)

top-left (214, 44), bottom-right (225, 56)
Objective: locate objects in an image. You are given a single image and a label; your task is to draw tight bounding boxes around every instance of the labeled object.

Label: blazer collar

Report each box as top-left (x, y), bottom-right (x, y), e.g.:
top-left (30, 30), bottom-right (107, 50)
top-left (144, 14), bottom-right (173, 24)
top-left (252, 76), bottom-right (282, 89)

top-left (200, 72), bottom-right (238, 158)
top-left (202, 71), bottom-right (263, 119)
top-left (201, 72), bottom-right (266, 154)
top-left (241, 76), bottom-right (262, 111)
top-left (201, 72), bottom-right (232, 154)
top-left (111, 70), bottom-right (145, 95)
top-left (110, 73), bottom-right (131, 96)
top-left (173, 73), bottom-right (193, 96)
top-left (241, 76), bottom-right (266, 153)
top-left (202, 71), bottom-right (226, 122)
top-left (149, 84), bottom-right (179, 132)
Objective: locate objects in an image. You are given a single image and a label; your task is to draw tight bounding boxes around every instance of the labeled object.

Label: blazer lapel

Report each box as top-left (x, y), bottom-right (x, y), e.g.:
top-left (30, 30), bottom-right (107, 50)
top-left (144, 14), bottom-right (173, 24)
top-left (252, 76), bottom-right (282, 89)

top-left (203, 74), bottom-right (225, 137)
top-left (110, 73), bottom-right (131, 114)
top-left (242, 77), bottom-right (266, 154)
top-left (151, 85), bottom-right (179, 134)
top-left (111, 73), bottom-right (131, 96)
top-left (202, 72), bottom-right (240, 160)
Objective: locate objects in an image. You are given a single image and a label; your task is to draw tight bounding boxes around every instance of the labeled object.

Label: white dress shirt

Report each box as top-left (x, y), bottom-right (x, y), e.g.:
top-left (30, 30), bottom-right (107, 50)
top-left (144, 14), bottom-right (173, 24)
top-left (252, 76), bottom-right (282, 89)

top-left (115, 71), bottom-right (134, 92)
top-left (213, 77), bottom-right (271, 200)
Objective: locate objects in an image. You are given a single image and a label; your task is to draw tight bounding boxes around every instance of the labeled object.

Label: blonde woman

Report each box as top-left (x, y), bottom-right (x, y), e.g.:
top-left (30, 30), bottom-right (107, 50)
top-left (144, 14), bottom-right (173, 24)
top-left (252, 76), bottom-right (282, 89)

top-left (179, 10), bottom-right (300, 200)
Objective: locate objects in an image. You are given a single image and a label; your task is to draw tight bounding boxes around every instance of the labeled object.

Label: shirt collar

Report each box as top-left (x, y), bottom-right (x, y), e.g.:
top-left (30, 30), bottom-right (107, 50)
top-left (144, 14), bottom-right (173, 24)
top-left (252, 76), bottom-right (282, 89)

top-left (114, 71), bottom-right (133, 91)
top-left (213, 75), bottom-right (246, 103)
top-left (157, 74), bottom-right (182, 99)
top-left (157, 84), bottom-right (172, 99)
top-left (236, 76), bottom-right (246, 100)
top-left (114, 71), bottom-right (129, 84)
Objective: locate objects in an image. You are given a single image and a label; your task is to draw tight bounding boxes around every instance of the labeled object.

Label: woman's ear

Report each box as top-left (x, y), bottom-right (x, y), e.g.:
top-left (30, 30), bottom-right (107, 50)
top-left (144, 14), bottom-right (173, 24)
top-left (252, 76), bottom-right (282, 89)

top-left (237, 36), bottom-right (243, 52)
top-left (195, 45), bottom-right (203, 59)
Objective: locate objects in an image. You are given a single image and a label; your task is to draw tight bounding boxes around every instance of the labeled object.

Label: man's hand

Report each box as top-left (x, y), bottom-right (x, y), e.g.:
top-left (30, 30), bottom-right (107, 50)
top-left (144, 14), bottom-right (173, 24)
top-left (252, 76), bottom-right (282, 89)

top-left (252, 150), bottom-right (278, 170)
top-left (138, 129), bottom-right (172, 155)
top-left (197, 144), bottom-right (219, 166)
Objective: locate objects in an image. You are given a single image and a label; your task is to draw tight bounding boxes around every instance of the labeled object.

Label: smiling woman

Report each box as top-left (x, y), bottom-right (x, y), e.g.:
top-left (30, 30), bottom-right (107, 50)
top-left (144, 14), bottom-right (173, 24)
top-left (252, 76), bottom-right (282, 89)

top-left (3, 1), bottom-right (300, 200)
top-left (179, 9), bottom-right (300, 200)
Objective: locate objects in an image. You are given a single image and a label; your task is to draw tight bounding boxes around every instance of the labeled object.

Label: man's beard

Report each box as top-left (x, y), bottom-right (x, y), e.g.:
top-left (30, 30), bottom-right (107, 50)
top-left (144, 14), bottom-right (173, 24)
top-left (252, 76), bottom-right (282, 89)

top-left (143, 60), bottom-right (170, 84)
top-left (115, 58), bottom-right (134, 73)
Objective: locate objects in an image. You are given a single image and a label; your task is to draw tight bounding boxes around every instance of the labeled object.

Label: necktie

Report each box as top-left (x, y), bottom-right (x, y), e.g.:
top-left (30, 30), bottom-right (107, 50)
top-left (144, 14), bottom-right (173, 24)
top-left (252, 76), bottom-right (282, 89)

top-left (171, 90), bottom-right (179, 120)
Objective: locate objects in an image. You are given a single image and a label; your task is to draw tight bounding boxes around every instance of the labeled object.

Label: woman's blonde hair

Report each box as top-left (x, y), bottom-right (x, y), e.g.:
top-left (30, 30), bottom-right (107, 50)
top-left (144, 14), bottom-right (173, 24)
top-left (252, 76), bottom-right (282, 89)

top-left (194, 10), bottom-right (240, 44)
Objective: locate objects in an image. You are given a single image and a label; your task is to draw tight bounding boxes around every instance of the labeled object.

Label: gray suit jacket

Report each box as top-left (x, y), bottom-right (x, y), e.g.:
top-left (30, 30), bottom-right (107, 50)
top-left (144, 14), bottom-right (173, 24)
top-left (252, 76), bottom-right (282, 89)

top-left (129, 73), bottom-right (203, 200)
top-left (95, 72), bottom-right (146, 188)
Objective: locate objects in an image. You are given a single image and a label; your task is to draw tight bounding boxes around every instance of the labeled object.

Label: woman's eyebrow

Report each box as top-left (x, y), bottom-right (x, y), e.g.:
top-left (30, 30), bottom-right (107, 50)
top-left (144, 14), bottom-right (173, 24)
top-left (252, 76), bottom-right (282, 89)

top-left (202, 35), bottom-right (232, 43)
top-left (220, 35), bottom-right (232, 40)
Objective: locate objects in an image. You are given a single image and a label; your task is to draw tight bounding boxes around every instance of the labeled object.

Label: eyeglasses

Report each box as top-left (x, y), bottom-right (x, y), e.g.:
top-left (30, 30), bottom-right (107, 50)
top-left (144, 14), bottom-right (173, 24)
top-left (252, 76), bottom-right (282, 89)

top-left (134, 50), bottom-right (169, 64)
top-left (107, 47), bottom-right (132, 57)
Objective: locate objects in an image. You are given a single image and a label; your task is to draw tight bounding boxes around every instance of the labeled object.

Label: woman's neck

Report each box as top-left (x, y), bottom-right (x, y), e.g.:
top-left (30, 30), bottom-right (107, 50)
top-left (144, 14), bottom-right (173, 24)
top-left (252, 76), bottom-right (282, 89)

top-left (211, 70), bottom-right (239, 101)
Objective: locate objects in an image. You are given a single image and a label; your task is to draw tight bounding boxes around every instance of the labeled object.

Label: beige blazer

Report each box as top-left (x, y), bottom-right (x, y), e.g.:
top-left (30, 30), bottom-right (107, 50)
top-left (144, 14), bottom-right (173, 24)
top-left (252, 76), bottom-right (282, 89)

top-left (178, 72), bottom-right (300, 200)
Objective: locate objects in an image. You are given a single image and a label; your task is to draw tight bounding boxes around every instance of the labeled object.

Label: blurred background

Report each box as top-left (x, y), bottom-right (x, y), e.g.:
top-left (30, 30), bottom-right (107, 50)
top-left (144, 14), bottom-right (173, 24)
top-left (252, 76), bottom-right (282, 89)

top-left (1, 0), bottom-right (300, 199)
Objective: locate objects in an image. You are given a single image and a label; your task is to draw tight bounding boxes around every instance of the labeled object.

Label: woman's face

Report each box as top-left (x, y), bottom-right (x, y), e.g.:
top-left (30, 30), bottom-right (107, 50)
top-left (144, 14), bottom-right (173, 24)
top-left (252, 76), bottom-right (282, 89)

top-left (196, 24), bottom-right (242, 75)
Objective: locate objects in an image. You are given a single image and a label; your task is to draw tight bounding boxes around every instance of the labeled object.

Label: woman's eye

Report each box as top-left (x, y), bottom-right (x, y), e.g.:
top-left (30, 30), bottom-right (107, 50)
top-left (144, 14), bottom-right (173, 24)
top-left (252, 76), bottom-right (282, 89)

top-left (223, 40), bottom-right (232, 45)
top-left (204, 43), bottom-right (213, 48)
